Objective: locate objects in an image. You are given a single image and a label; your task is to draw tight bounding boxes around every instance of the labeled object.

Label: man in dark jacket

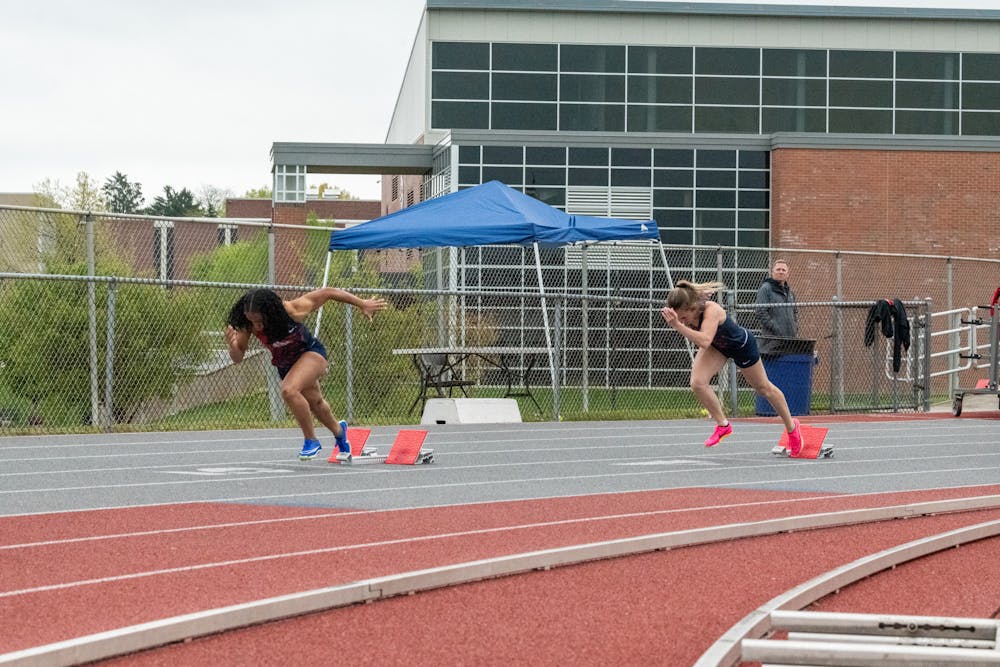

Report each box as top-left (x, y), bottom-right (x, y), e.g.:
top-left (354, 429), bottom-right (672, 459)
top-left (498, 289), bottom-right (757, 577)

top-left (755, 259), bottom-right (798, 357)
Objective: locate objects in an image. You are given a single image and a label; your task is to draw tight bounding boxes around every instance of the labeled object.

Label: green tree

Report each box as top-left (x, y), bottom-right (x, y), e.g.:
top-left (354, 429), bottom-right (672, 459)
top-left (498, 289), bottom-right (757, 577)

top-left (102, 172), bottom-right (144, 213)
top-left (33, 171), bottom-right (105, 211)
top-left (147, 186), bottom-right (204, 217)
top-left (197, 185), bottom-right (232, 218)
top-left (244, 186), bottom-right (272, 199)
top-left (0, 213), bottom-right (211, 427)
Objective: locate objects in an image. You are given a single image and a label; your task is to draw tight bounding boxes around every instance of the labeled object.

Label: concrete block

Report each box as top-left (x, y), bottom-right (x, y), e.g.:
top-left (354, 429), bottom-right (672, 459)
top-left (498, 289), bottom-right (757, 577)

top-left (421, 398), bottom-right (522, 424)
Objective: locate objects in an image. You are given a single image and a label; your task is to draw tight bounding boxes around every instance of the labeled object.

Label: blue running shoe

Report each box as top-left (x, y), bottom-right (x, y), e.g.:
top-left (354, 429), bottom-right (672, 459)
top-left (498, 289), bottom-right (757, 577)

top-left (334, 420), bottom-right (351, 454)
top-left (298, 438), bottom-right (322, 461)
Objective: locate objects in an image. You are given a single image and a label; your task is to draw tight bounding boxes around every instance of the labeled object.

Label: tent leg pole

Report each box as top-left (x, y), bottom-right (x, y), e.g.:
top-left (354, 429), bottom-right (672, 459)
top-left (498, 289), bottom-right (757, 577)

top-left (315, 250), bottom-right (333, 334)
top-left (534, 242), bottom-right (558, 420)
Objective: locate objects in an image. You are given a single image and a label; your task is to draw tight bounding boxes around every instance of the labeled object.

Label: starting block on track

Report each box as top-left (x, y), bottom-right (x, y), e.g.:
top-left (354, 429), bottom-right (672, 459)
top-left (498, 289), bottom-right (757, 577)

top-left (771, 424), bottom-right (833, 459)
top-left (327, 428), bottom-right (379, 463)
top-left (333, 429), bottom-right (433, 466)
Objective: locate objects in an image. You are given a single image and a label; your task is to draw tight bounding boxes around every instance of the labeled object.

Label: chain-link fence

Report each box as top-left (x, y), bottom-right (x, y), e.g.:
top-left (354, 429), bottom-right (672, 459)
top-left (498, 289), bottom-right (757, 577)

top-left (1, 204), bottom-right (998, 435)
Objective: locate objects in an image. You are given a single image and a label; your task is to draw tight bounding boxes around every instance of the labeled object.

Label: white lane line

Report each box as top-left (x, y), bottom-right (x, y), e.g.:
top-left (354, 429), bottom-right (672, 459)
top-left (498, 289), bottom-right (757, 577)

top-left (0, 493), bottom-right (855, 551)
top-left (10, 494), bottom-right (999, 598)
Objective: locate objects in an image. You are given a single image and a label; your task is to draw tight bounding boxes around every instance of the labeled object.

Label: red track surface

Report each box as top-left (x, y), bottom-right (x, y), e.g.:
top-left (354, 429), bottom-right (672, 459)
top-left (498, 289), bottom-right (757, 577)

top-left (3, 483), bottom-right (1000, 665)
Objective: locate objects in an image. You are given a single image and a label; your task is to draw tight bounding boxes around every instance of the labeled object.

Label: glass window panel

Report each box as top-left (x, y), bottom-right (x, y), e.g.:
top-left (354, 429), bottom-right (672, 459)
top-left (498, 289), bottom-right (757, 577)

top-left (491, 102), bottom-right (557, 130)
top-left (628, 46), bottom-right (692, 74)
top-left (962, 54), bottom-right (1000, 82)
top-left (655, 209), bottom-right (693, 228)
top-left (828, 109), bottom-right (892, 133)
top-left (482, 146), bottom-right (523, 164)
top-left (697, 150), bottom-right (737, 168)
top-left (432, 72), bottom-right (489, 99)
top-left (961, 111), bottom-right (1000, 136)
top-left (896, 51), bottom-right (959, 80)
top-left (739, 210), bottom-right (769, 229)
top-left (458, 166), bottom-right (481, 184)
top-left (829, 50), bottom-right (893, 78)
top-left (738, 151), bottom-right (769, 169)
top-left (762, 78), bottom-right (826, 106)
top-left (569, 147), bottom-right (608, 166)
top-left (433, 42), bottom-right (489, 70)
top-left (611, 169), bottom-right (651, 187)
top-left (560, 104), bottom-right (625, 131)
top-left (611, 148), bottom-right (650, 167)
top-left (627, 105), bottom-right (692, 132)
top-left (896, 81), bottom-right (959, 109)
top-left (695, 107), bottom-right (759, 133)
top-left (432, 101), bottom-right (489, 129)
top-left (492, 43), bottom-right (557, 71)
top-left (561, 74), bottom-right (625, 102)
top-left (492, 73), bottom-right (557, 101)
top-left (663, 229), bottom-right (693, 243)
top-left (895, 110), bottom-right (959, 135)
top-left (526, 146), bottom-right (566, 165)
top-left (525, 166), bottom-right (565, 186)
top-left (738, 190), bottom-right (769, 209)
top-left (697, 209), bottom-right (736, 227)
top-left (458, 145), bottom-right (480, 163)
top-left (696, 47), bottom-right (759, 75)
top-left (482, 166), bottom-right (522, 185)
top-left (696, 77), bottom-right (759, 105)
top-left (654, 169), bottom-right (693, 187)
top-left (696, 170), bottom-right (736, 188)
top-left (738, 230), bottom-right (769, 247)
top-left (696, 229), bottom-right (736, 246)
top-left (568, 168), bottom-right (608, 186)
top-left (560, 45), bottom-right (626, 73)
top-left (962, 82), bottom-right (1000, 111)
top-left (525, 187), bottom-right (565, 206)
top-left (762, 49), bottom-right (826, 77)
top-left (738, 170), bottom-right (769, 188)
top-left (762, 107), bottom-right (826, 132)
top-left (627, 75), bottom-right (691, 103)
top-left (654, 190), bottom-right (693, 208)
top-left (654, 149), bottom-right (694, 167)
top-left (696, 190), bottom-right (736, 208)
top-left (829, 79), bottom-right (892, 107)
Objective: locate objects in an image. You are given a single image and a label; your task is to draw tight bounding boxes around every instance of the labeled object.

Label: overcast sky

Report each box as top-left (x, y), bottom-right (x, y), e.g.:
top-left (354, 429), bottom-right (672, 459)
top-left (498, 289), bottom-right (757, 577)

top-left (2, 0), bottom-right (998, 205)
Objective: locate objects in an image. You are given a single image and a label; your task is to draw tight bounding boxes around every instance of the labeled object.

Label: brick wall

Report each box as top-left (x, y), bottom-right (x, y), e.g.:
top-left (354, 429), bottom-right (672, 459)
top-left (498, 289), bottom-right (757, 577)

top-left (771, 149), bottom-right (1000, 259)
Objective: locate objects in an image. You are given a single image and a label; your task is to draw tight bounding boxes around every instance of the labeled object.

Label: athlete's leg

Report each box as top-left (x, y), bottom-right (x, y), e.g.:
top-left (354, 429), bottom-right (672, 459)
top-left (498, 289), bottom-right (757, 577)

top-left (280, 352), bottom-right (330, 441)
top-left (739, 361), bottom-right (795, 432)
top-left (300, 378), bottom-right (344, 438)
top-left (690, 346), bottom-right (729, 425)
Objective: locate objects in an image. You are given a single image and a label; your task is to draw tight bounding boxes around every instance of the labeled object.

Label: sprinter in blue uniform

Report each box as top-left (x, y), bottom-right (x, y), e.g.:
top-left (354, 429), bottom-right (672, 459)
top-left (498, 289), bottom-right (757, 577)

top-left (225, 287), bottom-right (387, 460)
top-left (661, 280), bottom-right (803, 454)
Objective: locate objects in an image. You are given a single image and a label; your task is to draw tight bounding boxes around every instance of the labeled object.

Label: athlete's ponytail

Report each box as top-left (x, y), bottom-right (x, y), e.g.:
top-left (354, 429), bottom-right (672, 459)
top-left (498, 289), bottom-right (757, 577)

top-left (666, 280), bottom-right (726, 310)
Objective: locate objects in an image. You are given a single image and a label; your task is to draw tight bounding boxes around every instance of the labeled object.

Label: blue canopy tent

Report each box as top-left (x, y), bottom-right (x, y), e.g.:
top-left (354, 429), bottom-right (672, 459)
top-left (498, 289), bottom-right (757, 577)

top-left (322, 181), bottom-right (675, 417)
top-left (327, 180), bottom-right (659, 249)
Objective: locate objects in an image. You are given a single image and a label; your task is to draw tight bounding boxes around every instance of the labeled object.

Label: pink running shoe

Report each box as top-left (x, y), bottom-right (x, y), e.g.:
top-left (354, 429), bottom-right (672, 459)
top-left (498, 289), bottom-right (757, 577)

top-left (787, 418), bottom-right (803, 457)
top-left (704, 423), bottom-right (733, 447)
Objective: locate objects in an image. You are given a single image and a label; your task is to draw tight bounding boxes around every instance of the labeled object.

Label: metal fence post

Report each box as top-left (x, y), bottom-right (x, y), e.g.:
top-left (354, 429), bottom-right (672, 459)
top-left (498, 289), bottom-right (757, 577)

top-left (265, 221), bottom-right (283, 420)
top-left (553, 294), bottom-right (562, 420)
top-left (831, 296), bottom-right (843, 413)
top-left (923, 298), bottom-right (933, 412)
top-left (104, 278), bottom-right (116, 430)
top-left (84, 212), bottom-right (101, 429)
top-left (581, 244), bottom-right (589, 412)
top-left (345, 303), bottom-right (354, 421)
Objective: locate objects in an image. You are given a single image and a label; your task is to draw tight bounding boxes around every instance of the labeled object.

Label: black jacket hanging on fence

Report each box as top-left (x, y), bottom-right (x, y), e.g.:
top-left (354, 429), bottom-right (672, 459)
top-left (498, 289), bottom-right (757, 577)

top-left (864, 299), bottom-right (911, 373)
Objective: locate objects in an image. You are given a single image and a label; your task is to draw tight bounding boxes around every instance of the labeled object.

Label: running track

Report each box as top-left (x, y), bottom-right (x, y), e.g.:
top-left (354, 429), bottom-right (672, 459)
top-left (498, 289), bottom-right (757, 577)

top-left (2, 413), bottom-right (999, 665)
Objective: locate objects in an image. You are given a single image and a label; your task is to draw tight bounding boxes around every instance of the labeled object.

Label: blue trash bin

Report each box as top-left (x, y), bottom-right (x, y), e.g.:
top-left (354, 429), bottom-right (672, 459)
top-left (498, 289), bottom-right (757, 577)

top-left (755, 352), bottom-right (817, 417)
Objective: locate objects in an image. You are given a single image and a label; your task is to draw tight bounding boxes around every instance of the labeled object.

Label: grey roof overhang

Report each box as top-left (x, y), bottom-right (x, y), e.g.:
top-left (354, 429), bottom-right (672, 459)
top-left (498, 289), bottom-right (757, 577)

top-left (426, 0), bottom-right (1000, 21)
top-left (270, 142), bottom-right (434, 175)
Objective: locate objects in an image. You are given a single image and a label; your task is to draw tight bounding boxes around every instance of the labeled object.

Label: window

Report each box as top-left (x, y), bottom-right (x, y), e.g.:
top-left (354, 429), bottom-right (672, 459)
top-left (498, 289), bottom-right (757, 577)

top-left (273, 164), bottom-right (305, 203)
top-left (153, 220), bottom-right (174, 282)
top-left (217, 224), bottom-right (238, 246)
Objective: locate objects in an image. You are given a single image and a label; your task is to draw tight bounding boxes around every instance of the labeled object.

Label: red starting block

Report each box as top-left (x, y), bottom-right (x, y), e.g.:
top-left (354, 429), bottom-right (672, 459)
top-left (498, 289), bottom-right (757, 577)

top-left (332, 429), bottom-right (434, 466)
top-left (771, 424), bottom-right (833, 459)
top-left (327, 428), bottom-right (372, 463)
top-left (386, 430), bottom-right (431, 465)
